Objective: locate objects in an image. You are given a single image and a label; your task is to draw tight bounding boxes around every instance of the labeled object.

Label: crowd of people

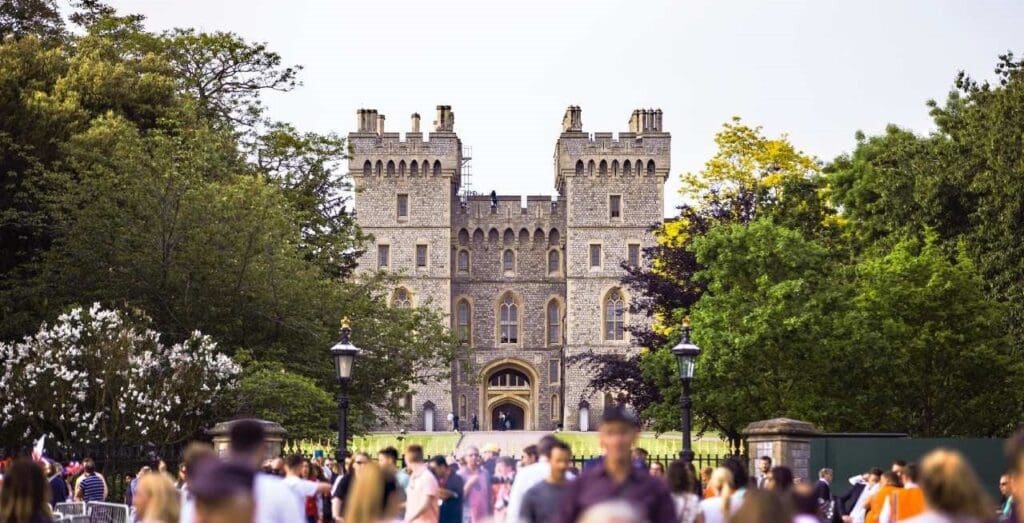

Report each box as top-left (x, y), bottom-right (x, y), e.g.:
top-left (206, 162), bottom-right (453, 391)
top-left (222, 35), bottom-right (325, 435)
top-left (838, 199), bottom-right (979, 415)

top-left (1, 410), bottom-right (1023, 523)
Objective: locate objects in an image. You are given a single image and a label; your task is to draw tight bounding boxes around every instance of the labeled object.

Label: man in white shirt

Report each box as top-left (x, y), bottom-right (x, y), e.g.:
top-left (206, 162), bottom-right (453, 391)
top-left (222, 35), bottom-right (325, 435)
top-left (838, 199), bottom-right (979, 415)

top-left (849, 468), bottom-right (882, 523)
top-left (282, 454), bottom-right (333, 510)
top-left (505, 435), bottom-right (577, 523)
top-left (223, 419), bottom-right (307, 523)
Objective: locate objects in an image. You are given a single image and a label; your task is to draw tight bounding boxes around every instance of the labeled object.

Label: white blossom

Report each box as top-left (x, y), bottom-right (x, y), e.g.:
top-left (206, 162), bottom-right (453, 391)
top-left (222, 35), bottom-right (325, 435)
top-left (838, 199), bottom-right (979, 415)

top-left (0, 303), bottom-right (240, 446)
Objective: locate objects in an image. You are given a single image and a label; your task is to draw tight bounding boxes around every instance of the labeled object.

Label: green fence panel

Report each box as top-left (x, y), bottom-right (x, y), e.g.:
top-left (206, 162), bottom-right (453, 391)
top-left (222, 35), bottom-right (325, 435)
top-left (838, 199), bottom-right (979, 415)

top-left (809, 437), bottom-right (1005, 499)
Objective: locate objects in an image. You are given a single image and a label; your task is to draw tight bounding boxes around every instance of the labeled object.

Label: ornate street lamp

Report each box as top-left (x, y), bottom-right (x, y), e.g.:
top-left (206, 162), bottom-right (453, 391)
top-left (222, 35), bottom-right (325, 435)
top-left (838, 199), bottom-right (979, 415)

top-left (329, 317), bottom-right (361, 464)
top-left (671, 316), bottom-right (701, 464)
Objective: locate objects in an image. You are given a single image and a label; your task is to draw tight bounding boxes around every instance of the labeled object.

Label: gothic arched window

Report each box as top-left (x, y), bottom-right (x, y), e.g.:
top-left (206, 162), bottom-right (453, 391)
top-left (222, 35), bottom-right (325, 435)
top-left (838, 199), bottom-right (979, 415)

top-left (456, 299), bottom-right (471, 343)
top-left (575, 160), bottom-right (584, 175)
top-left (547, 299), bottom-right (562, 345)
top-left (604, 288), bottom-right (625, 341)
top-left (457, 249), bottom-right (470, 273)
top-left (392, 287), bottom-right (412, 308)
top-left (499, 293), bottom-right (519, 344)
top-left (386, 160), bottom-right (395, 176)
top-left (433, 160), bottom-right (442, 176)
top-left (410, 160), bottom-right (419, 176)
top-left (501, 250), bottom-right (516, 274)
top-left (647, 159), bottom-right (656, 175)
top-left (548, 250), bottom-right (560, 275)
top-left (489, 368), bottom-right (528, 387)
top-left (599, 160), bottom-right (608, 175)
top-left (623, 160), bottom-right (632, 176)
top-left (363, 160), bottom-right (372, 176)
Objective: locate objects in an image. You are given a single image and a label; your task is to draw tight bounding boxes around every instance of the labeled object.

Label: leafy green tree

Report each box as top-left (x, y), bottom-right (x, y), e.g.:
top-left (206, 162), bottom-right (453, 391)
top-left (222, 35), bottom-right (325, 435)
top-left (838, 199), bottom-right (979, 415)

top-left (844, 235), bottom-right (1019, 436)
top-left (668, 220), bottom-right (848, 444)
top-left (0, 3), bottom-right (461, 446)
top-left (0, 0), bottom-right (64, 41)
top-left (229, 366), bottom-right (335, 441)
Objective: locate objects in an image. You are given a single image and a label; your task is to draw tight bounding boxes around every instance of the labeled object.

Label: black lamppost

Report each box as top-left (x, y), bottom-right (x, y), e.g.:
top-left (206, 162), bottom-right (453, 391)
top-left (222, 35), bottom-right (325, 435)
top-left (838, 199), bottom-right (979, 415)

top-left (329, 317), bottom-right (361, 464)
top-left (671, 316), bottom-right (701, 464)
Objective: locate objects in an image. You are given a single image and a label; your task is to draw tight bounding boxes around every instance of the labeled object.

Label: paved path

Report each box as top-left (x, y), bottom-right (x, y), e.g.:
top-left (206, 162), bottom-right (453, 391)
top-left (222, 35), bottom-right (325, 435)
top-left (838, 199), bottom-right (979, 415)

top-left (455, 431), bottom-right (552, 456)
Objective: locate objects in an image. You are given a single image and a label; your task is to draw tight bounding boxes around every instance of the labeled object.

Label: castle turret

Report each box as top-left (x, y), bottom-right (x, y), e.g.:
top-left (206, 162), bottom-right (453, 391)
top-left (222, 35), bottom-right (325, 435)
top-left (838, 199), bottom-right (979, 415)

top-left (554, 105), bottom-right (668, 430)
top-left (349, 105), bottom-right (463, 431)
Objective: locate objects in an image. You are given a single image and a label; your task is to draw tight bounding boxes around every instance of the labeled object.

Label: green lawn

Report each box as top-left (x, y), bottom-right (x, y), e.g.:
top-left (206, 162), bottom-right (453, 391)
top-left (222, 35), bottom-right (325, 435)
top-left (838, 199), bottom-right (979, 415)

top-left (290, 434), bottom-right (461, 458)
top-left (556, 432), bottom-right (731, 457)
top-left (289, 432), bottom-right (729, 459)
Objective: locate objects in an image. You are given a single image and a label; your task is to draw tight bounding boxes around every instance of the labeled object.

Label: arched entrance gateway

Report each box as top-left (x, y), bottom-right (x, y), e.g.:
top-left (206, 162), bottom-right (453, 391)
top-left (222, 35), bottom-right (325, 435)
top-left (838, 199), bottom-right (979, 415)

top-left (481, 360), bottom-right (537, 430)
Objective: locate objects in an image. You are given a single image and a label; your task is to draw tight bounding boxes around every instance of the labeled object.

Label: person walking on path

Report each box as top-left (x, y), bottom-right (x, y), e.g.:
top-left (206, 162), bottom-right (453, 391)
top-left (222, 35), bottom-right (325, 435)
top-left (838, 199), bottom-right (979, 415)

top-left (458, 446), bottom-right (492, 523)
top-left (902, 449), bottom-right (993, 523)
top-left (403, 445), bottom-right (440, 523)
top-left (132, 471), bottom-right (180, 523)
top-left (1001, 430), bottom-right (1024, 523)
top-left (505, 436), bottom-right (576, 523)
top-left (518, 439), bottom-right (572, 523)
top-left (0, 458), bottom-right (54, 523)
top-left (554, 406), bottom-right (676, 523)
top-left (430, 455), bottom-right (464, 523)
top-left (74, 458), bottom-right (106, 502)
top-left (667, 461), bottom-right (699, 523)
top-left (880, 462), bottom-right (925, 523)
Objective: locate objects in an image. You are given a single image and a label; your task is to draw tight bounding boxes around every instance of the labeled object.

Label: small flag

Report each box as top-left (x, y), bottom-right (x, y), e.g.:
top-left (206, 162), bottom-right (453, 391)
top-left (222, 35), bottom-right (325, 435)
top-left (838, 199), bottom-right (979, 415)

top-left (31, 434), bottom-right (46, 461)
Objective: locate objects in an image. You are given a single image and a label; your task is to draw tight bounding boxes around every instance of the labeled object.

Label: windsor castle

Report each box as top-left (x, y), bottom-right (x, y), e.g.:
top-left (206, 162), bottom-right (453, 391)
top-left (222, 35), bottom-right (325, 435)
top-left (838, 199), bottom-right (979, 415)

top-left (350, 105), bottom-right (669, 431)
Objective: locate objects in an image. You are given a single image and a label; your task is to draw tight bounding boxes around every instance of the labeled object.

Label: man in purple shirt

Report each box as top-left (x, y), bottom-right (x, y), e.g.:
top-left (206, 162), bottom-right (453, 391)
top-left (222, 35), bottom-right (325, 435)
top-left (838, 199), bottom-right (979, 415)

top-left (555, 406), bottom-right (676, 523)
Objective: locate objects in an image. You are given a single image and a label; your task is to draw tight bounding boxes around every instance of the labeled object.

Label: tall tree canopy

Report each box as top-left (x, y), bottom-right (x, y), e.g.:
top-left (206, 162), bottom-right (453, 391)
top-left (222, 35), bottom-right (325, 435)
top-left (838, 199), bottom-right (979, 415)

top-left (604, 73), bottom-right (1024, 438)
top-left (0, 2), bottom-right (458, 447)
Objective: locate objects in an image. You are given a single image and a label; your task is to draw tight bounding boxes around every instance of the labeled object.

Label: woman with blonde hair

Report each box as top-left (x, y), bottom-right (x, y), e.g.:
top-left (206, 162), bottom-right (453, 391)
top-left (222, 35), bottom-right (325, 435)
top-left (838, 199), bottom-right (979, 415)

top-left (342, 462), bottom-right (402, 523)
top-left (696, 467), bottom-right (735, 523)
top-left (131, 472), bottom-right (180, 523)
top-left (903, 449), bottom-right (994, 523)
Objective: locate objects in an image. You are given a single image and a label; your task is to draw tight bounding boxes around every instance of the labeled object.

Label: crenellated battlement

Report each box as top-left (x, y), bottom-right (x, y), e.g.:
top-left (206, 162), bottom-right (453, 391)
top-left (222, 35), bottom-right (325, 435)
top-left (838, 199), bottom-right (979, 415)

top-left (553, 105), bottom-right (671, 192)
top-left (455, 195), bottom-right (564, 221)
top-left (349, 105), bottom-right (462, 186)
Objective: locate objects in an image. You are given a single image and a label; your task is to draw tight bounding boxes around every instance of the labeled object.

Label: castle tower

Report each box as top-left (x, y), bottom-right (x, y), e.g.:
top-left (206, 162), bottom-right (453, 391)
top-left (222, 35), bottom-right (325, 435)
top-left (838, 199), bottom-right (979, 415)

top-left (554, 106), bottom-right (669, 430)
top-left (349, 105), bottom-right (461, 431)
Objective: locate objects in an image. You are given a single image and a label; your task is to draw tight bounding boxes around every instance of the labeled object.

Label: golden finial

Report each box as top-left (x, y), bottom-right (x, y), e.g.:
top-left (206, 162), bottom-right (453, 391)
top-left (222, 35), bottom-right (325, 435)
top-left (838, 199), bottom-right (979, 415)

top-left (341, 316), bottom-right (351, 330)
top-left (682, 316), bottom-right (691, 329)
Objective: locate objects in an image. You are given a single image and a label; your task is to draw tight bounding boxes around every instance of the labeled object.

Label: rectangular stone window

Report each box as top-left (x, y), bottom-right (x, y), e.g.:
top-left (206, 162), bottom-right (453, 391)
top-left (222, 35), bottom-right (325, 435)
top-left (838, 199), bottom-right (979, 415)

top-left (549, 359), bottom-right (559, 383)
top-left (628, 243), bottom-right (640, 266)
top-left (416, 245), bottom-right (427, 268)
top-left (589, 244), bottom-right (602, 268)
top-left (397, 194), bottom-right (409, 219)
top-left (609, 195), bottom-right (621, 219)
top-left (377, 244), bottom-right (390, 269)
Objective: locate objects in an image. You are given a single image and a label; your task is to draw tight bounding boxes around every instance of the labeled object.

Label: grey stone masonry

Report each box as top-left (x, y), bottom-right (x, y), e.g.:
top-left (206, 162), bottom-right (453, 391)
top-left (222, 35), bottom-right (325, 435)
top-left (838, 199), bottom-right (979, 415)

top-left (350, 105), bottom-right (667, 431)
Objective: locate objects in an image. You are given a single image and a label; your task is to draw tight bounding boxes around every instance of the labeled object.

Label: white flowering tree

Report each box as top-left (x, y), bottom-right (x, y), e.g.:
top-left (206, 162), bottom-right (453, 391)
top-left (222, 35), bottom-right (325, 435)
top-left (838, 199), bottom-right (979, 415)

top-left (0, 303), bottom-right (240, 448)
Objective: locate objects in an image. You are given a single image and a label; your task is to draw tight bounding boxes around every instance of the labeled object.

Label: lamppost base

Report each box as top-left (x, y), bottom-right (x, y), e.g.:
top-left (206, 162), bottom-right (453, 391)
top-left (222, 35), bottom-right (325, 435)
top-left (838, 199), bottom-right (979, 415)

top-left (680, 449), bottom-right (695, 464)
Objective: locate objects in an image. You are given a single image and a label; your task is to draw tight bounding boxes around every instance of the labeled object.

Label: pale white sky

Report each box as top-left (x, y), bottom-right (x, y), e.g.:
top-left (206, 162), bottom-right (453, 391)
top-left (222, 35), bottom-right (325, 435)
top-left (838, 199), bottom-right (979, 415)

top-left (90, 0), bottom-right (1023, 216)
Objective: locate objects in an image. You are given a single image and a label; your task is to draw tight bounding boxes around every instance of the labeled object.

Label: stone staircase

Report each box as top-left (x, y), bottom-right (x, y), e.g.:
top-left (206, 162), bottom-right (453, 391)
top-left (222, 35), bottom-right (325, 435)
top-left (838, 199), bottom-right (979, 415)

top-left (455, 431), bottom-right (553, 457)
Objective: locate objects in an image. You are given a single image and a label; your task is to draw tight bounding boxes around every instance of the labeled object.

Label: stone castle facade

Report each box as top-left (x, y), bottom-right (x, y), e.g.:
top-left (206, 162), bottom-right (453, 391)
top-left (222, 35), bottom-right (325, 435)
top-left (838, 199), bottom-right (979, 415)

top-left (350, 105), bottom-right (668, 431)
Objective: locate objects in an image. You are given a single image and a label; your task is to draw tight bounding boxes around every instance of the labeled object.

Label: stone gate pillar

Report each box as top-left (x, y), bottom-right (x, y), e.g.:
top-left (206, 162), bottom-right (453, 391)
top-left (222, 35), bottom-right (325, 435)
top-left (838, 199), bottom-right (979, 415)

top-left (742, 418), bottom-right (819, 483)
top-left (208, 418), bottom-right (287, 458)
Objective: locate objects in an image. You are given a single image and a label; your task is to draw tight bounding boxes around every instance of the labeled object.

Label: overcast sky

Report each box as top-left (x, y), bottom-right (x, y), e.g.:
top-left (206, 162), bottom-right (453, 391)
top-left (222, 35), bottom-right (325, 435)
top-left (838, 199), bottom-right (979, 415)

top-left (89, 0), bottom-right (1023, 216)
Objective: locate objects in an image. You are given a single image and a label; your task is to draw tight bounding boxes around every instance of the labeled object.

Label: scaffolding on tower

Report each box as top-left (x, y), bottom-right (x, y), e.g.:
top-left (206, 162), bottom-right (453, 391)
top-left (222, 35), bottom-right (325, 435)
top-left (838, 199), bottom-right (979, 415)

top-left (459, 145), bottom-right (474, 204)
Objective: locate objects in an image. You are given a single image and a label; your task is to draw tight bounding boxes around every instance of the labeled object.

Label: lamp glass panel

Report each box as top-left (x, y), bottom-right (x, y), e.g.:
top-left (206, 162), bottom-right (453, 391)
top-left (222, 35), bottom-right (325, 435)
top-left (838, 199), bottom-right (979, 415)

top-left (335, 353), bottom-right (354, 379)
